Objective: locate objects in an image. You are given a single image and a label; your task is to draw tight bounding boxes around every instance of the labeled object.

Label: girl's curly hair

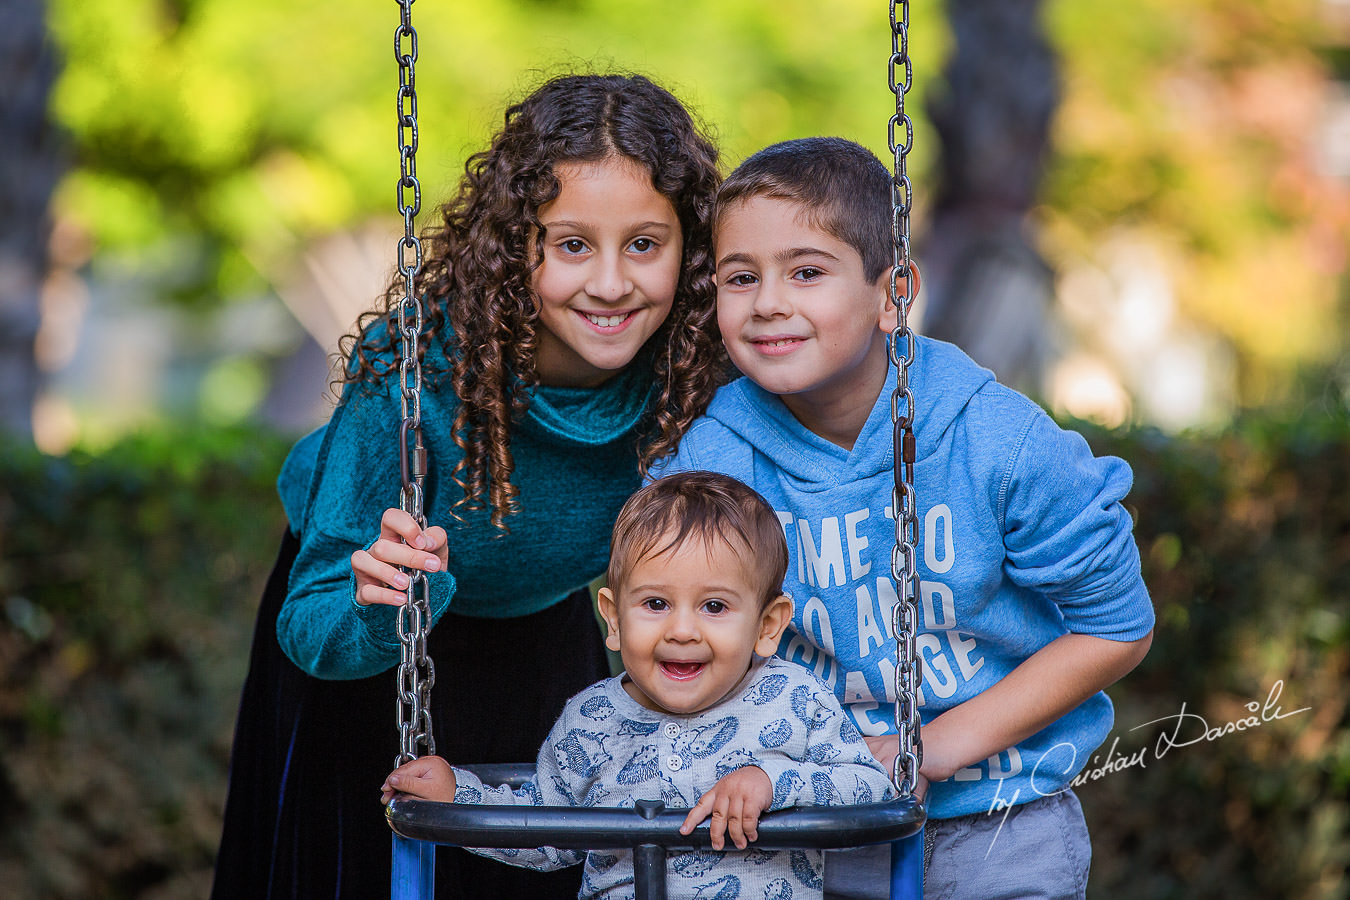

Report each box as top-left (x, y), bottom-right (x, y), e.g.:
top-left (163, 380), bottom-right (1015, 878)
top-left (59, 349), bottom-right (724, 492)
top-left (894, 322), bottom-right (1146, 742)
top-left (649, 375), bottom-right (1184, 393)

top-left (340, 73), bottom-right (725, 530)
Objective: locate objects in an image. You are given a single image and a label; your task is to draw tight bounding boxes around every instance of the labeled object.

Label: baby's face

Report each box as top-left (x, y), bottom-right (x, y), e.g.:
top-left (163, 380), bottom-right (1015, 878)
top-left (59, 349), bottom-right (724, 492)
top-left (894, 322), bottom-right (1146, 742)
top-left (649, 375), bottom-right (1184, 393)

top-left (598, 534), bottom-right (790, 717)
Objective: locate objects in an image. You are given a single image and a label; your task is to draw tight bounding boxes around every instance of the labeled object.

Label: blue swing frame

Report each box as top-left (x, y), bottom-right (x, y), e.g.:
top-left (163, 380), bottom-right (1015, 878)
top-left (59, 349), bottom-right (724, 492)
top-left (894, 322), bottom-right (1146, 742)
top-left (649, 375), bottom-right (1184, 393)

top-left (386, 764), bottom-right (925, 900)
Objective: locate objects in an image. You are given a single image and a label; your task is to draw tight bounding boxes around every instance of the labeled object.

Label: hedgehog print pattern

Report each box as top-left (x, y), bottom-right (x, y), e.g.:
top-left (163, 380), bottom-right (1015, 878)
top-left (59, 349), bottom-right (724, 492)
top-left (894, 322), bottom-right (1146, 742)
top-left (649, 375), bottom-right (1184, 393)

top-left (555, 729), bottom-right (611, 779)
top-left (674, 716), bottom-right (738, 764)
top-left (759, 718), bottom-right (793, 748)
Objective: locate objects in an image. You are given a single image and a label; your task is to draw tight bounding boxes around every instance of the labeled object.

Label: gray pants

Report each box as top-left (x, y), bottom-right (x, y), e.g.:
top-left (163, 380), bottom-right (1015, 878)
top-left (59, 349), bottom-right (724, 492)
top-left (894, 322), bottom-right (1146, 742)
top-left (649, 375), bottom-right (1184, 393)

top-left (824, 789), bottom-right (1091, 900)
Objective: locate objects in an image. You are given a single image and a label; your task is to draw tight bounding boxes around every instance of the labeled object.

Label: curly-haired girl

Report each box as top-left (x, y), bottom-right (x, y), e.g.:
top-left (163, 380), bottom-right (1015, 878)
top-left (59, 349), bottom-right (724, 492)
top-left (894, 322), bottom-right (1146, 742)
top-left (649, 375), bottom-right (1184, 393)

top-left (213, 73), bottom-right (725, 900)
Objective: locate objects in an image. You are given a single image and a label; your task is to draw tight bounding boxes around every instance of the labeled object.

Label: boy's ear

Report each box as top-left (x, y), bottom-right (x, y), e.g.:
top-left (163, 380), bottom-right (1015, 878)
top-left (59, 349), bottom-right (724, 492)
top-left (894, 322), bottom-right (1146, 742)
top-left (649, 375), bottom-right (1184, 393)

top-left (597, 586), bottom-right (622, 653)
top-left (877, 262), bottom-right (922, 333)
top-left (754, 594), bottom-right (794, 657)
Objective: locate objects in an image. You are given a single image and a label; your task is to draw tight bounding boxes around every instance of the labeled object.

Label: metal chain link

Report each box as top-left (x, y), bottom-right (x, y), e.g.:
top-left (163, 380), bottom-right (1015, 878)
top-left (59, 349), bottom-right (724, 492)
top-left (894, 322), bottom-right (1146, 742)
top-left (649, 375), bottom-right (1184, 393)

top-left (887, 0), bottom-right (924, 798)
top-left (393, 0), bottom-right (435, 768)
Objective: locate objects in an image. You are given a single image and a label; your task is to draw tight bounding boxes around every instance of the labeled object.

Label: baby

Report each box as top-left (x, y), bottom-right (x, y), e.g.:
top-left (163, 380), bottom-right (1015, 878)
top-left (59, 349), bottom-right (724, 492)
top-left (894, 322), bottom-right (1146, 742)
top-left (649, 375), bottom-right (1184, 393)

top-left (383, 470), bottom-right (897, 899)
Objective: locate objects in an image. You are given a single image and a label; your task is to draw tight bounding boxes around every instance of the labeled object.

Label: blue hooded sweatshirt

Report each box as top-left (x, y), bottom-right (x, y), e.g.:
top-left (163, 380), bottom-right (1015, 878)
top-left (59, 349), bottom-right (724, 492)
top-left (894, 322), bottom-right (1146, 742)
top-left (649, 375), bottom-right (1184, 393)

top-left (650, 336), bottom-right (1154, 819)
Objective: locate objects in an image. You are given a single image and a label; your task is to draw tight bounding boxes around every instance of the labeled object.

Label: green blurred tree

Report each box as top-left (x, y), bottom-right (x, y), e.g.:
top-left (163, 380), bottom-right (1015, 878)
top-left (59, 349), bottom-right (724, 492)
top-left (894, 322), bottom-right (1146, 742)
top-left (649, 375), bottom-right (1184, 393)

top-left (45, 0), bottom-right (942, 310)
top-left (1041, 0), bottom-right (1349, 407)
top-left (37, 0), bottom-right (1350, 423)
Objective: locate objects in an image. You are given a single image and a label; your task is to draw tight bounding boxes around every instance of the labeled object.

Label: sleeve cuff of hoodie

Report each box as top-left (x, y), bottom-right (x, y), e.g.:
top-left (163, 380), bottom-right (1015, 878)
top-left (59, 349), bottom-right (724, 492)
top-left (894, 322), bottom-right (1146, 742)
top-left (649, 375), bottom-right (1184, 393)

top-left (1057, 574), bottom-right (1155, 641)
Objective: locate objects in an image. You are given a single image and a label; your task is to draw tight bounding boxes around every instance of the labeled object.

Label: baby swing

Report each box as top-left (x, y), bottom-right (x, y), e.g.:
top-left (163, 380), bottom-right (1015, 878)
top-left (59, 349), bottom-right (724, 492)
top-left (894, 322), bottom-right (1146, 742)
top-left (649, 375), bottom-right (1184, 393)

top-left (381, 3), bottom-right (927, 898)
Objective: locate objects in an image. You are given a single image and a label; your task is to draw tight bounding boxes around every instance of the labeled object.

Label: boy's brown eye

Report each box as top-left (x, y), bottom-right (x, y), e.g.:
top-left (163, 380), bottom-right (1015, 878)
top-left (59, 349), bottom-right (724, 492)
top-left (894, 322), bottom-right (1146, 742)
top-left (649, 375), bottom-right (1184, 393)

top-left (704, 600), bottom-right (727, 614)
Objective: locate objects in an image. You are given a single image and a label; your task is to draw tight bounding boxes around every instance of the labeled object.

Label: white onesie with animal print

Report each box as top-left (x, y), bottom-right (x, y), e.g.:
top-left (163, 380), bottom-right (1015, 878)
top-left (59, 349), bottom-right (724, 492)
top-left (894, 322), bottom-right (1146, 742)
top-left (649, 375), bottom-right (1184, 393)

top-left (451, 656), bottom-right (897, 900)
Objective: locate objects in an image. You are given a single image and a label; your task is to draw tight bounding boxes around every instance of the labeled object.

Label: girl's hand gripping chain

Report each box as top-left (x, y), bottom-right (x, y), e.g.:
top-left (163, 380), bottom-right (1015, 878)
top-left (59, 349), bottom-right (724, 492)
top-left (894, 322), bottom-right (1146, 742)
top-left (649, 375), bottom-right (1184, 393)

top-left (679, 765), bottom-right (774, 851)
top-left (351, 507), bottom-right (449, 606)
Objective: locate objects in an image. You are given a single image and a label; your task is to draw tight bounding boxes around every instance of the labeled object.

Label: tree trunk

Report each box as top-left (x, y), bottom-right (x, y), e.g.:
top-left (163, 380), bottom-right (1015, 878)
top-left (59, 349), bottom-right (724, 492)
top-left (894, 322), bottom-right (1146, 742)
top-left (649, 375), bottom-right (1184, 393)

top-left (0, 0), bottom-right (61, 438)
top-left (921, 0), bottom-right (1058, 395)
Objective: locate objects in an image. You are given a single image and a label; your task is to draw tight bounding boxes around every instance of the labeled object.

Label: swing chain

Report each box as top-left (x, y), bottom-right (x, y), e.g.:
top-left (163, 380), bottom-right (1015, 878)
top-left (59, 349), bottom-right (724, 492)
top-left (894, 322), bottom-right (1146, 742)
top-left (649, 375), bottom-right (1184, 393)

top-left (394, 0), bottom-right (435, 768)
top-left (887, 0), bottom-right (923, 798)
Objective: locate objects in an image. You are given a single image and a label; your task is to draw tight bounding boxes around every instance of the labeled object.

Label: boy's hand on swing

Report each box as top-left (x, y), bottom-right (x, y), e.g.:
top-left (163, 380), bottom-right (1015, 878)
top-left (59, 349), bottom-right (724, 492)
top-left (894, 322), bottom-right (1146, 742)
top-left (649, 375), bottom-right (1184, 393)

top-left (680, 765), bottom-right (773, 850)
top-left (864, 735), bottom-right (899, 773)
top-left (353, 508), bottom-right (450, 606)
top-left (381, 755), bottom-right (457, 804)
top-left (864, 736), bottom-right (931, 801)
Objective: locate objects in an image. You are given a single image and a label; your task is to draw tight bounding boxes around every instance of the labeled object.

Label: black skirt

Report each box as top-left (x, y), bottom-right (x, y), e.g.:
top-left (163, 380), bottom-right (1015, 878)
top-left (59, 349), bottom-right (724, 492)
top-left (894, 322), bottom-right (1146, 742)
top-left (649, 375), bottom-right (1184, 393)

top-left (211, 530), bottom-right (609, 899)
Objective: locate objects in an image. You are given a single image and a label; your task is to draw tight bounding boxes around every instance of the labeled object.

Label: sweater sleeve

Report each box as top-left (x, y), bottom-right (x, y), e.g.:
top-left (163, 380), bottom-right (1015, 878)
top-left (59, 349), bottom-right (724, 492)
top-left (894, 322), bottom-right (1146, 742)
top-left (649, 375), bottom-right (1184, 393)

top-left (1000, 411), bottom-right (1154, 641)
top-left (752, 673), bottom-right (899, 811)
top-left (449, 706), bottom-right (587, 871)
top-left (276, 382), bottom-right (457, 679)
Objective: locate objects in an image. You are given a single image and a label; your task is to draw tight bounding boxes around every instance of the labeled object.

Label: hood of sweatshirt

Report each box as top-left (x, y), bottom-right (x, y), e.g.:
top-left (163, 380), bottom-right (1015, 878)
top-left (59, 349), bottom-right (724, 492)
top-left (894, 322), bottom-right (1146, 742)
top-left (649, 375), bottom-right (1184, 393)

top-left (701, 336), bottom-right (995, 486)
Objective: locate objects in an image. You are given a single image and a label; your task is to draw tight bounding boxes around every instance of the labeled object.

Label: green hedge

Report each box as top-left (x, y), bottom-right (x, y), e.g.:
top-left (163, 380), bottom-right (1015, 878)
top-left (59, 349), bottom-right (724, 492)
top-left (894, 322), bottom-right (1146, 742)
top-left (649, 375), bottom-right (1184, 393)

top-left (0, 415), bottom-right (1346, 898)
top-left (0, 427), bottom-right (291, 899)
top-left (1076, 413), bottom-right (1350, 899)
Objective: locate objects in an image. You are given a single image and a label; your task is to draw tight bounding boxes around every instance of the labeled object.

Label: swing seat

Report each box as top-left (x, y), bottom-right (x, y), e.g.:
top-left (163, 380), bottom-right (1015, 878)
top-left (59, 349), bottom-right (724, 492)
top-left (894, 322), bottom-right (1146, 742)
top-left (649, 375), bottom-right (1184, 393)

top-left (387, 763), bottom-right (925, 900)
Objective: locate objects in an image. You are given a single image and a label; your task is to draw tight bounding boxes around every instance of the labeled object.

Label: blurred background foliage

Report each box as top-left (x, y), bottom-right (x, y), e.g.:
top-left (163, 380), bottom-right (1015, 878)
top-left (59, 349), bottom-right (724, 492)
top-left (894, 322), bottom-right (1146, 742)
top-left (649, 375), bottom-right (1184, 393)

top-left (1041, 0), bottom-right (1350, 410)
top-left (2, 0), bottom-right (1350, 897)
top-left (34, 0), bottom-right (1350, 438)
top-left (45, 0), bottom-right (939, 313)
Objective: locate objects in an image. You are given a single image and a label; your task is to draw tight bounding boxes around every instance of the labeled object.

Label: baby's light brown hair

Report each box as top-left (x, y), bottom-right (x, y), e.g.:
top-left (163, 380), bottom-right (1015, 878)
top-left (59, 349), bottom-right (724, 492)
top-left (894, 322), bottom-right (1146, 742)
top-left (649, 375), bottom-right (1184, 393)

top-left (608, 471), bottom-right (789, 606)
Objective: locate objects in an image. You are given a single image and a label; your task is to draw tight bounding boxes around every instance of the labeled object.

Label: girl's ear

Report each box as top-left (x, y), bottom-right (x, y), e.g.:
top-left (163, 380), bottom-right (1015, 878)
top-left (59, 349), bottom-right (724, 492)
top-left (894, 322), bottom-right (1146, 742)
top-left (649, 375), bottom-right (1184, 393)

top-left (877, 261), bottom-right (922, 333)
top-left (754, 594), bottom-right (794, 657)
top-left (597, 586), bottom-right (622, 653)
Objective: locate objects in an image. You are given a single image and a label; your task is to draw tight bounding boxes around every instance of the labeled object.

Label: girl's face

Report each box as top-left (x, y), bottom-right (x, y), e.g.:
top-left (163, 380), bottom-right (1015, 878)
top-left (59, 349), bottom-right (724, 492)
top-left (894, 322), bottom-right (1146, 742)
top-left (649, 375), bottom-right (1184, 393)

top-left (532, 156), bottom-right (683, 387)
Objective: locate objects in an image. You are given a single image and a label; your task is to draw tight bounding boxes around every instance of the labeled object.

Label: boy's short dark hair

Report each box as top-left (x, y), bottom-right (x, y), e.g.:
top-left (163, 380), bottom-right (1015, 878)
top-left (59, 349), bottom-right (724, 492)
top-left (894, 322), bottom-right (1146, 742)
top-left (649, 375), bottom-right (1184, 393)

top-left (715, 137), bottom-right (892, 282)
top-left (608, 471), bottom-right (789, 605)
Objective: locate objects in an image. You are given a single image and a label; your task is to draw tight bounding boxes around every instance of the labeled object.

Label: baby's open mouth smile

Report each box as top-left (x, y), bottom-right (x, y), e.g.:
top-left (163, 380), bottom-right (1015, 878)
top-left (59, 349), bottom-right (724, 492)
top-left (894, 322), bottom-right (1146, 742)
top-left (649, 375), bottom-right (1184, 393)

top-left (659, 661), bottom-right (706, 680)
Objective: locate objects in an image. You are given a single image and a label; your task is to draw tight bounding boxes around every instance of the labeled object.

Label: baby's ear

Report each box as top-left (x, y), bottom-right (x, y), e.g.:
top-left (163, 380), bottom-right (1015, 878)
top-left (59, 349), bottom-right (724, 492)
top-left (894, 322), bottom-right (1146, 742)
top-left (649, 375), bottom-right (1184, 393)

top-left (755, 594), bottom-right (794, 656)
top-left (597, 586), bottom-right (622, 652)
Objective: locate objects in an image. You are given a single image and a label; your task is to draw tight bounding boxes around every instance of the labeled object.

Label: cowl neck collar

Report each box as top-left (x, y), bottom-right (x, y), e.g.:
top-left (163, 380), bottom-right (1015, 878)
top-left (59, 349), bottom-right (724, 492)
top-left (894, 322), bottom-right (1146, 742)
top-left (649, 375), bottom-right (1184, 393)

top-left (520, 360), bottom-right (654, 448)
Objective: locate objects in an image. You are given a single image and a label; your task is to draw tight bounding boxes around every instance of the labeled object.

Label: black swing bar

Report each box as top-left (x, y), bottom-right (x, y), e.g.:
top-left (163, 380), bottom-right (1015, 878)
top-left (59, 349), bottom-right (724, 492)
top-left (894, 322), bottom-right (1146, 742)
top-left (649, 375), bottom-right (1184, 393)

top-left (387, 764), bottom-right (925, 900)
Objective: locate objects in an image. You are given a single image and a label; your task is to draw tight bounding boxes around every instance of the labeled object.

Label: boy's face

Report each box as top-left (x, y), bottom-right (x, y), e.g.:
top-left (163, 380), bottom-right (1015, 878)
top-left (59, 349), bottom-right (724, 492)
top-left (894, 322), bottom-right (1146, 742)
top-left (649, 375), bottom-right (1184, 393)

top-left (598, 532), bottom-right (792, 716)
top-left (715, 196), bottom-right (892, 441)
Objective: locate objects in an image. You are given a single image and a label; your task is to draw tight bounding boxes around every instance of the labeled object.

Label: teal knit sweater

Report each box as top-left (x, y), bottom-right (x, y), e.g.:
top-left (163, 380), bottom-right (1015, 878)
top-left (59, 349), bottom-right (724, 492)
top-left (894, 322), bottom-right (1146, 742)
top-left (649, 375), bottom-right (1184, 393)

top-left (275, 344), bottom-right (651, 680)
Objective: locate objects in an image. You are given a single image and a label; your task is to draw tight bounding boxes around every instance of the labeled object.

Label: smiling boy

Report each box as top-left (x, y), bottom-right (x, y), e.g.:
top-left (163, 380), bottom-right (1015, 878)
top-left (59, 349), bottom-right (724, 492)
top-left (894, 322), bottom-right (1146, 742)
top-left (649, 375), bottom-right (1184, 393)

top-left (383, 471), bottom-right (897, 900)
top-left (651, 138), bottom-right (1155, 899)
